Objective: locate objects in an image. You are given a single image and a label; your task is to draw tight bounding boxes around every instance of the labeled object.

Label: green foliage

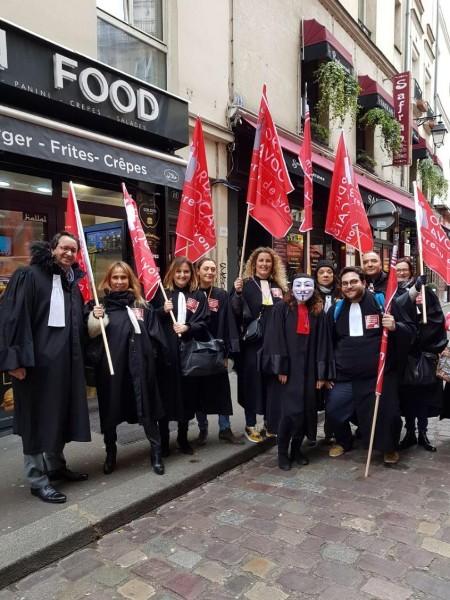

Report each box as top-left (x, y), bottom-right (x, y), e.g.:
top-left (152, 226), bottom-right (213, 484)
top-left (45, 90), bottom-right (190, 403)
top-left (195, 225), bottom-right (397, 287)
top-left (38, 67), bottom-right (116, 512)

top-left (359, 108), bottom-right (402, 157)
top-left (356, 150), bottom-right (377, 173)
top-left (311, 118), bottom-right (329, 145)
top-left (315, 61), bottom-right (360, 125)
top-left (417, 158), bottom-right (449, 200)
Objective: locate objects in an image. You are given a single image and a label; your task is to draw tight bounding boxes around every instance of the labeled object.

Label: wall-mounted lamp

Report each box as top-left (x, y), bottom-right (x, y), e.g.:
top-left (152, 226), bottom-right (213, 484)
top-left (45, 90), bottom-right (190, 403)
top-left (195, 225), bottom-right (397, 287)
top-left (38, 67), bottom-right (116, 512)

top-left (414, 114), bottom-right (448, 148)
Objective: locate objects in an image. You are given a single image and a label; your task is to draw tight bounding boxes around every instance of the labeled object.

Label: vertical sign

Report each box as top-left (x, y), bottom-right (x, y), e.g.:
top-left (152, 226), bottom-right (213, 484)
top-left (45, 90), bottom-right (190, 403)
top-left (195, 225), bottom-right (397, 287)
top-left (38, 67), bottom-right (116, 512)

top-left (392, 71), bottom-right (412, 166)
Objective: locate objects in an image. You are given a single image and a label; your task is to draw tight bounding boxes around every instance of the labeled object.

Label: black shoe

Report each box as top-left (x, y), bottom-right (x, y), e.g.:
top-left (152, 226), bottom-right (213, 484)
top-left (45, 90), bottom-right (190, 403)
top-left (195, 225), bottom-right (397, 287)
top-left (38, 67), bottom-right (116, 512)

top-left (290, 438), bottom-right (309, 466)
top-left (151, 445), bottom-right (165, 475)
top-left (48, 467), bottom-right (88, 482)
top-left (418, 432), bottom-right (437, 452)
top-left (31, 485), bottom-right (67, 504)
top-left (197, 429), bottom-right (208, 446)
top-left (177, 440), bottom-right (194, 455)
top-left (399, 431), bottom-right (418, 450)
top-left (103, 448), bottom-right (117, 475)
top-left (278, 453), bottom-right (291, 471)
top-left (219, 428), bottom-right (245, 445)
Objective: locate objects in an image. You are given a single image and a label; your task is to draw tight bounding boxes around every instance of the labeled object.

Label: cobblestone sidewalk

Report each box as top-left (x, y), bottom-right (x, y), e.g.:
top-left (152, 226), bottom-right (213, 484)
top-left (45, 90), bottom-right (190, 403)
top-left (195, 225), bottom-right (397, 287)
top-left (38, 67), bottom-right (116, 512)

top-left (4, 417), bottom-right (450, 600)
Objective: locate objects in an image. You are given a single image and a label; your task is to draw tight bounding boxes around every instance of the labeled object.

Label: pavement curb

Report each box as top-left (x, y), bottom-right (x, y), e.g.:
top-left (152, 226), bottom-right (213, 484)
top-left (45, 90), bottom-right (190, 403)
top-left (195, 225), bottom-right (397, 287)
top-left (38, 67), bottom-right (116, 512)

top-left (0, 437), bottom-right (275, 588)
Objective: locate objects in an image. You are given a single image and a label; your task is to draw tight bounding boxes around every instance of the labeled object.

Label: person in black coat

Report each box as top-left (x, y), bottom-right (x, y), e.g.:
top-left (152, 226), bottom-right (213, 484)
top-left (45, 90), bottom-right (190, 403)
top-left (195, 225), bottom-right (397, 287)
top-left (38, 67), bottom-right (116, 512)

top-left (231, 246), bottom-right (288, 443)
top-left (395, 258), bottom-right (447, 453)
top-left (0, 233), bottom-right (90, 504)
top-left (153, 257), bottom-right (209, 456)
top-left (194, 258), bottom-right (243, 445)
top-left (261, 273), bottom-right (334, 470)
top-left (362, 251), bottom-right (388, 293)
top-left (88, 261), bottom-right (166, 475)
top-left (314, 259), bottom-right (340, 313)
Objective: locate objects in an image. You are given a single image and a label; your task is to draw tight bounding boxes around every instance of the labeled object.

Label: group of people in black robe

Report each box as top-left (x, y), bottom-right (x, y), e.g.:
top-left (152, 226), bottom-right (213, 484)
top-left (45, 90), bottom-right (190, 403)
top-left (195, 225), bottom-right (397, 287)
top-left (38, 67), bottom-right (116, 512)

top-left (0, 231), bottom-right (449, 503)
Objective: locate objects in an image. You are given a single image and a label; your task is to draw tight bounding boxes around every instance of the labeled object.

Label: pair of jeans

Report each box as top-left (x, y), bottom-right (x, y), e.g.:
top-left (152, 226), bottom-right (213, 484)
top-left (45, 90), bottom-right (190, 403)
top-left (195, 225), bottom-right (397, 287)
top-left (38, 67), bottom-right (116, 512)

top-left (24, 451), bottom-right (66, 490)
top-left (196, 412), bottom-right (231, 432)
top-left (325, 382), bottom-right (355, 451)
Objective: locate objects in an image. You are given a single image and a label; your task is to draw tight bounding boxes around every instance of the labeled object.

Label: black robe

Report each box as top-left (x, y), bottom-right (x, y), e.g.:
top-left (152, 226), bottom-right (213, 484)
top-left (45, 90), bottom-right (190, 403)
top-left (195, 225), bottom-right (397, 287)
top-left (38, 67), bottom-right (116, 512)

top-left (367, 271), bottom-right (388, 294)
top-left (189, 287), bottom-right (240, 416)
top-left (88, 292), bottom-right (165, 433)
top-left (0, 242), bottom-right (90, 454)
top-left (152, 287), bottom-right (209, 421)
top-left (260, 301), bottom-right (334, 439)
top-left (325, 290), bottom-right (415, 452)
top-left (230, 277), bottom-right (284, 416)
top-left (397, 285), bottom-right (447, 419)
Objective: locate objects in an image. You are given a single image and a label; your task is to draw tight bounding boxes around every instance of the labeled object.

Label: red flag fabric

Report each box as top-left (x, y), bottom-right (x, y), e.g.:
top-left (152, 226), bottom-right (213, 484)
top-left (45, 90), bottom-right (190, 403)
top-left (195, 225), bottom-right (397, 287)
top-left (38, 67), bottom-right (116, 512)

top-left (65, 184), bottom-right (93, 303)
top-left (123, 183), bottom-right (161, 301)
top-left (246, 85), bottom-right (294, 238)
top-left (298, 109), bottom-right (313, 233)
top-left (415, 185), bottom-right (450, 284)
top-left (175, 117), bottom-right (216, 262)
top-left (325, 132), bottom-right (373, 253)
top-left (375, 245), bottom-right (398, 395)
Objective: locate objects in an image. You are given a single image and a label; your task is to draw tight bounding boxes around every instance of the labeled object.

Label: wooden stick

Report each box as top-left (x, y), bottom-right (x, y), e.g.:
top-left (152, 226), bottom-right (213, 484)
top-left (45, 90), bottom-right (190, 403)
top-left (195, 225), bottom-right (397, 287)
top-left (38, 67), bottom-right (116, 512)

top-left (413, 181), bottom-right (428, 324)
top-left (91, 286), bottom-right (115, 376)
top-left (355, 224), bottom-right (363, 265)
top-left (364, 391), bottom-right (381, 478)
top-left (239, 206), bottom-right (250, 278)
top-left (158, 281), bottom-right (181, 337)
top-left (306, 230), bottom-right (311, 275)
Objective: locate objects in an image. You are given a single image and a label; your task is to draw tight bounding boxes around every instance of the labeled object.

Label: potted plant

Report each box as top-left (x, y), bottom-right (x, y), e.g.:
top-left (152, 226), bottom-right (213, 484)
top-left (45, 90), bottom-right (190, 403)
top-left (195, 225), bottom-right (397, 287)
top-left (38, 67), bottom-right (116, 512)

top-left (359, 108), bottom-right (402, 157)
top-left (315, 61), bottom-right (360, 125)
top-left (356, 150), bottom-right (377, 173)
top-left (417, 158), bottom-right (449, 200)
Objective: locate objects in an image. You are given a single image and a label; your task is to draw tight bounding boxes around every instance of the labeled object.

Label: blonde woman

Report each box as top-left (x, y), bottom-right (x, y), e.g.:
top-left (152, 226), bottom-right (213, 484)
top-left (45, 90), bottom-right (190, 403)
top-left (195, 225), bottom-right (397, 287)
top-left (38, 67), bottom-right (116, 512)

top-left (231, 247), bottom-right (288, 442)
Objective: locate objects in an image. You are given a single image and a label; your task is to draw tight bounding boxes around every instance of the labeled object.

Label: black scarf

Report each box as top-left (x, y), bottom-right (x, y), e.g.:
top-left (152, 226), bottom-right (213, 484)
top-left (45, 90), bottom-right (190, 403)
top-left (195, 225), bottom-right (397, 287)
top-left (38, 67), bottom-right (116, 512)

top-left (104, 291), bottom-right (136, 311)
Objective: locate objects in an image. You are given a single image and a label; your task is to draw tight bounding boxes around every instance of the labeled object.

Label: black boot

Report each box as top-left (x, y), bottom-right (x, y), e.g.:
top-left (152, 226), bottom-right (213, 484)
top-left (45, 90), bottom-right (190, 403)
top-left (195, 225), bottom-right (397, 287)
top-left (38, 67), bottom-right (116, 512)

top-left (159, 420), bottom-right (171, 458)
top-left (177, 422), bottom-right (194, 455)
top-left (103, 444), bottom-right (117, 475)
top-left (290, 437), bottom-right (309, 466)
top-left (418, 432), bottom-right (437, 452)
top-left (277, 434), bottom-right (291, 471)
top-left (150, 443), bottom-right (165, 475)
top-left (399, 430), bottom-right (418, 450)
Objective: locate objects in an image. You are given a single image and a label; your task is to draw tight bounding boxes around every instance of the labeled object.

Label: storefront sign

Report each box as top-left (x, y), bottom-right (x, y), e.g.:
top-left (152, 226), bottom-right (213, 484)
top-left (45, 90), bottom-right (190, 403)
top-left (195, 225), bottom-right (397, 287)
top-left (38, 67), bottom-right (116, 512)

top-left (283, 152), bottom-right (331, 187)
top-left (0, 19), bottom-right (188, 149)
top-left (0, 114), bottom-right (185, 188)
top-left (392, 71), bottom-right (412, 166)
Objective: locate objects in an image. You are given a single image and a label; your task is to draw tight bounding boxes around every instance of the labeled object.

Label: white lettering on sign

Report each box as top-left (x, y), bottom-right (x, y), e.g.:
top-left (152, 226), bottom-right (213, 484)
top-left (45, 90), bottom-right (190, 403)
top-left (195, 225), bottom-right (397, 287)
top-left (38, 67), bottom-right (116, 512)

top-left (0, 29), bottom-right (7, 70)
top-left (53, 52), bottom-right (159, 121)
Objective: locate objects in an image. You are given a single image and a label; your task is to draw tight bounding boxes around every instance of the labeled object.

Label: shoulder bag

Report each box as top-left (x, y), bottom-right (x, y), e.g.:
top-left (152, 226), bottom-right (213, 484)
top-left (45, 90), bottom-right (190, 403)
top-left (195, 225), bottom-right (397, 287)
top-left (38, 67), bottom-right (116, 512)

top-left (179, 333), bottom-right (227, 377)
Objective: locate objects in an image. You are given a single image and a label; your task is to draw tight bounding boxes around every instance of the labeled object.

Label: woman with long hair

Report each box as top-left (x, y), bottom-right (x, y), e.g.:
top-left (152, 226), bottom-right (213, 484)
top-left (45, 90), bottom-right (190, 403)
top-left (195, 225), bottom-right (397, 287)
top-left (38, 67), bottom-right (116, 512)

top-left (314, 259), bottom-right (340, 313)
top-left (88, 261), bottom-right (165, 475)
top-left (153, 256), bottom-right (208, 456)
top-left (231, 246), bottom-right (288, 442)
top-left (194, 257), bottom-right (243, 445)
top-left (260, 273), bottom-right (332, 469)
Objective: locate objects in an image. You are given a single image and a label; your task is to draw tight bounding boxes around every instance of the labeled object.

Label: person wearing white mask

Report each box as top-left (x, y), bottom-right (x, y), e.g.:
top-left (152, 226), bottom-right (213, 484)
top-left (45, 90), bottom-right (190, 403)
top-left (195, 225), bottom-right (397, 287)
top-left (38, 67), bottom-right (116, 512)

top-left (88, 262), bottom-right (166, 476)
top-left (0, 232), bottom-right (90, 503)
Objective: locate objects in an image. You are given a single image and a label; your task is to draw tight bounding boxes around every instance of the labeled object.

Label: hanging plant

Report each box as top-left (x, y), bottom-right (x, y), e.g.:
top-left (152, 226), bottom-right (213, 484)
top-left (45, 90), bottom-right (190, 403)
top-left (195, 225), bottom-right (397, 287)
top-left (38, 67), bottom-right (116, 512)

top-left (356, 150), bottom-right (377, 173)
top-left (311, 117), bottom-right (329, 146)
top-left (359, 108), bottom-right (402, 157)
top-left (417, 158), bottom-right (449, 199)
top-left (315, 61), bottom-right (360, 125)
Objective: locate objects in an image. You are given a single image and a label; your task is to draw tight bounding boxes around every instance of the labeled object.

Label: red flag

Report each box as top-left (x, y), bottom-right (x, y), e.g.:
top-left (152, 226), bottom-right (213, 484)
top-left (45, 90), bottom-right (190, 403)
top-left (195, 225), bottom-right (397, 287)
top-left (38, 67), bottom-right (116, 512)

top-left (246, 85), bottom-right (294, 238)
top-left (375, 246), bottom-right (398, 395)
top-left (65, 184), bottom-right (93, 303)
top-left (415, 184), bottom-right (450, 284)
top-left (298, 108), bottom-right (313, 233)
top-left (123, 183), bottom-right (161, 301)
top-left (175, 117), bottom-right (216, 262)
top-left (325, 132), bottom-right (373, 253)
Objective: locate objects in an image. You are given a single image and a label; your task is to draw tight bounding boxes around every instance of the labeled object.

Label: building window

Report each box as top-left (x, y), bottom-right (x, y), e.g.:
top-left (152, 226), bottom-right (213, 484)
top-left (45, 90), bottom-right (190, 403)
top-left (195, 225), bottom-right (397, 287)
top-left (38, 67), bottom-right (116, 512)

top-left (394, 0), bottom-right (403, 51)
top-left (97, 0), bottom-right (166, 88)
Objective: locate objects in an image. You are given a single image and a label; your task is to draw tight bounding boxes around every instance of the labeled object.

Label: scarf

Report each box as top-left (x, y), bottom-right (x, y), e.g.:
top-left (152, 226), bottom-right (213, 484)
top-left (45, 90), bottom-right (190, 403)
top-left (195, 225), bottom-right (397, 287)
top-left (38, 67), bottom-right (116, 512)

top-left (105, 291), bottom-right (141, 334)
top-left (398, 277), bottom-right (414, 290)
top-left (296, 303), bottom-right (310, 335)
top-left (349, 302), bottom-right (363, 336)
top-left (48, 274), bottom-right (65, 327)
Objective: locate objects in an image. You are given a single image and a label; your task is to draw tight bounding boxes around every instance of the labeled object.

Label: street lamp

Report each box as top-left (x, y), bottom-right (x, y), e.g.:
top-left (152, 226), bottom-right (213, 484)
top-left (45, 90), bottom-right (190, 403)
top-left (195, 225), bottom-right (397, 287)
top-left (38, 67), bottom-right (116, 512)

top-left (414, 114), bottom-right (448, 148)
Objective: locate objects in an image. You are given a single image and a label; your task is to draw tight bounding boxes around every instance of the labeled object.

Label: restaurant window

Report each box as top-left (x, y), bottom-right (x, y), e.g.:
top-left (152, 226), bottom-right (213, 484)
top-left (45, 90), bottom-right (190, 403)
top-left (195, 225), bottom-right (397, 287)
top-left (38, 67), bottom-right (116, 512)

top-left (97, 0), bottom-right (166, 88)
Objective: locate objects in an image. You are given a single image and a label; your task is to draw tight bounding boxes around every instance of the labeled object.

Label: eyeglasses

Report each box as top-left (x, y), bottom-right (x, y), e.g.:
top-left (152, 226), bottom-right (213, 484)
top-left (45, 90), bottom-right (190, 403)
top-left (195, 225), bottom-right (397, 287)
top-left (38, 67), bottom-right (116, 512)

top-left (341, 279), bottom-right (361, 288)
top-left (58, 246), bottom-right (78, 254)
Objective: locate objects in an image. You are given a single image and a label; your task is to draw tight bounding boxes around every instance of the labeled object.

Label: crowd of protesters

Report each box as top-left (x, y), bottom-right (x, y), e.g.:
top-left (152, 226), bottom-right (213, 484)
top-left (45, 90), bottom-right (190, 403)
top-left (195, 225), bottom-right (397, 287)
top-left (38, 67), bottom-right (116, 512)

top-left (1, 231), bottom-right (449, 503)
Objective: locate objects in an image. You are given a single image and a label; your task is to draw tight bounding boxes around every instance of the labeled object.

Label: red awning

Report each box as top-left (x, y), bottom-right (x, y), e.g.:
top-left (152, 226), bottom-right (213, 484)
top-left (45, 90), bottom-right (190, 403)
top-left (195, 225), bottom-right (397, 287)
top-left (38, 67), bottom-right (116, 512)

top-left (242, 115), bottom-right (414, 211)
top-left (358, 75), bottom-right (394, 111)
top-left (303, 19), bottom-right (353, 68)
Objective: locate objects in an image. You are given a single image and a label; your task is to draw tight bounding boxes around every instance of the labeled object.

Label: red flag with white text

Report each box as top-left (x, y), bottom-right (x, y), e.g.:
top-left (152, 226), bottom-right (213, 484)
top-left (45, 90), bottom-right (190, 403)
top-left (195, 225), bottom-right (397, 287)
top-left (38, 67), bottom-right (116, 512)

top-left (65, 184), bottom-right (93, 303)
top-left (175, 117), bottom-right (216, 262)
top-left (415, 185), bottom-right (450, 284)
top-left (123, 183), bottom-right (161, 301)
top-left (298, 108), bottom-right (313, 233)
top-left (325, 132), bottom-right (373, 253)
top-left (246, 85), bottom-right (294, 238)
top-left (375, 246), bottom-right (398, 395)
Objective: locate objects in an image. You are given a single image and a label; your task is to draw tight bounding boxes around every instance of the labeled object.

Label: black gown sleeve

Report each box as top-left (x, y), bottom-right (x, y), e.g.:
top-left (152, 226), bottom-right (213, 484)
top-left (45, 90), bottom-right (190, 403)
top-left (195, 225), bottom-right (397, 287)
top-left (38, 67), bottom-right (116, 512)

top-left (418, 288), bottom-right (447, 354)
top-left (316, 310), bottom-right (336, 381)
top-left (259, 301), bottom-right (289, 375)
top-left (185, 291), bottom-right (209, 339)
top-left (0, 268), bottom-right (36, 371)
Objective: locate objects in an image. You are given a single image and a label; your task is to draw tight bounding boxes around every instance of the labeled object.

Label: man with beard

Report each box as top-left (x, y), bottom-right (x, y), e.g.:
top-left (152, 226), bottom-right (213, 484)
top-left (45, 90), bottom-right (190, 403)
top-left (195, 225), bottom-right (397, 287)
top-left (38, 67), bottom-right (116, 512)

top-left (325, 267), bottom-right (415, 465)
top-left (362, 251), bottom-right (388, 294)
top-left (0, 232), bottom-right (90, 503)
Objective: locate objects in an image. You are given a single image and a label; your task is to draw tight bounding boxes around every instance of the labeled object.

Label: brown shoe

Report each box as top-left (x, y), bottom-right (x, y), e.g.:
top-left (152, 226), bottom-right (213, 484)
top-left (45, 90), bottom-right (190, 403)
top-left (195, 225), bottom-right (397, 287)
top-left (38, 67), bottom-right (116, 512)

top-left (329, 444), bottom-right (345, 458)
top-left (219, 428), bottom-right (245, 445)
top-left (384, 451), bottom-right (400, 465)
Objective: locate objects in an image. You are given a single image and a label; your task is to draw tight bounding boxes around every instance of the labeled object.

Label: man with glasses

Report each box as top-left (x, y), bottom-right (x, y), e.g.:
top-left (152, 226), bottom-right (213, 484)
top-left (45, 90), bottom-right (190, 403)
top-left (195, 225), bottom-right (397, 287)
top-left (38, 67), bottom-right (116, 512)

top-left (325, 267), bottom-right (415, 466)
top-left (0, 232), bottom-right (90, 503)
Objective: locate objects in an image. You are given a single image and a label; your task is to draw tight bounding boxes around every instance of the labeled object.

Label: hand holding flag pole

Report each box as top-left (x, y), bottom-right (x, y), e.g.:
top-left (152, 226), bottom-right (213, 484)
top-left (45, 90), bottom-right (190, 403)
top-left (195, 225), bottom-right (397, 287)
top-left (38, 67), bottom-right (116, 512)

top-left (413, 181), bottom-right (428, 324)
top-left (68, 182), bottom-right (114, 376)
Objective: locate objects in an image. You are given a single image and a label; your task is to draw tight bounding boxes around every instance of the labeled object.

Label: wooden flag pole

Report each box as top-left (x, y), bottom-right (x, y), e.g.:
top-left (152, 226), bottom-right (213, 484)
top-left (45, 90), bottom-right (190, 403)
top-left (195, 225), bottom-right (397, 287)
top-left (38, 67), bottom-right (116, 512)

top-left (364, 391), bottom-right (381, 478)
top-left (158, 281), bottom-right (181, 337)
top-left (413, 181), bottom-right (428, 324)
top-left (306, 230), bottom-right (311, 275)
top-left (239, 206), bottom-right (250, 278)
top-left (355, 224), bottom-right (363, 265)
top-left (70, 182), bottom-right (114, 376)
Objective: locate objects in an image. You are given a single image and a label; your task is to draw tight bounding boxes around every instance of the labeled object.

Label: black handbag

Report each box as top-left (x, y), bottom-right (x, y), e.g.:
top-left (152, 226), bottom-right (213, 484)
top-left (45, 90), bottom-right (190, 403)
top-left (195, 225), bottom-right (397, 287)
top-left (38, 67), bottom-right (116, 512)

top-left (403, 352), bottom-right (438, 386)
top-left (179, 334), bottom-right (227, 377)
top-left (242, 314), bottom-right (263, 344)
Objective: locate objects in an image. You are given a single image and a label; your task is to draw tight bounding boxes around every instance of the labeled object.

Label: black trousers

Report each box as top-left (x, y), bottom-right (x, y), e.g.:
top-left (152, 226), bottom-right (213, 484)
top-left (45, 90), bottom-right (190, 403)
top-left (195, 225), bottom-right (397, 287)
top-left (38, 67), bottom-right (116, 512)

top-left (104, 420), bottom-right (161, 448)
top-left (277, 414), bottom-right (304, 456)
top-left (158, 418), bottom-right (190, 445)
